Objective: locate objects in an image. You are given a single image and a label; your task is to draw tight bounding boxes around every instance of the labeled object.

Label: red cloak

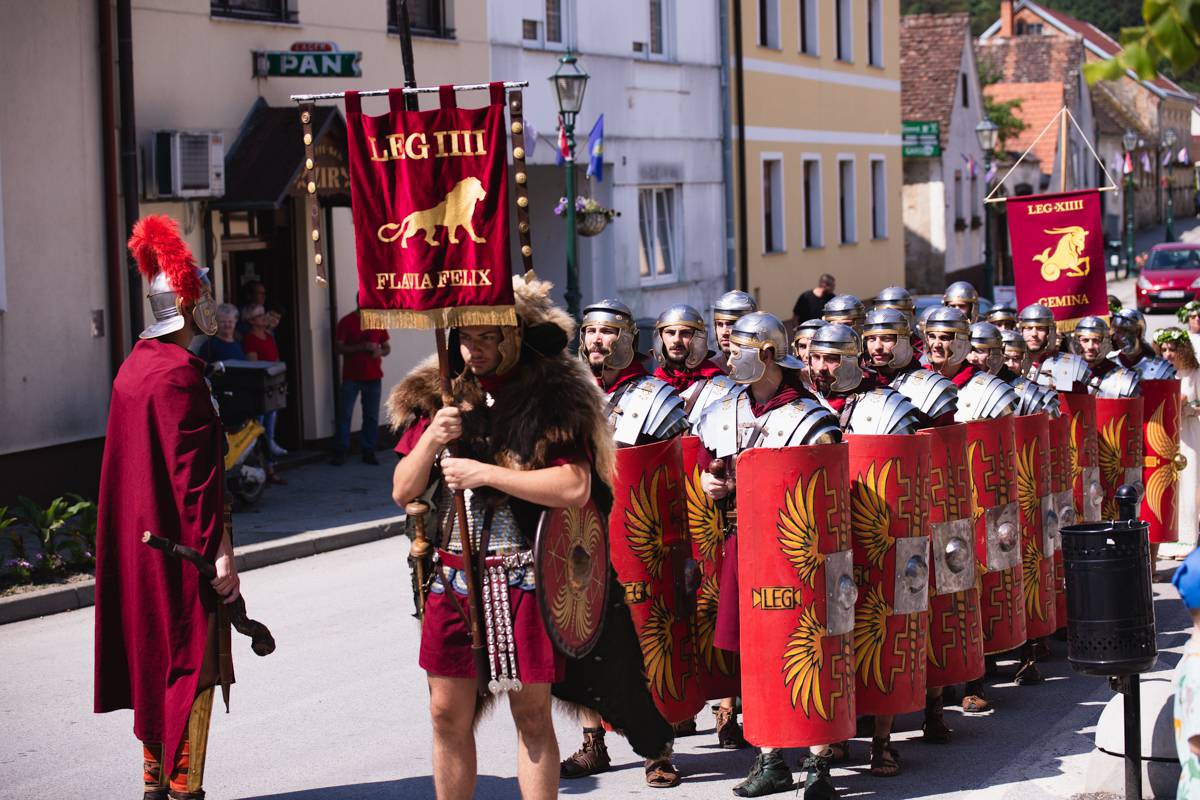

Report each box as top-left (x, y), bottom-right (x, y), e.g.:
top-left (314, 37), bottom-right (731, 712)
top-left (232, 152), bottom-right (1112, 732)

top-left (93, 338), bottom-right (226, 769)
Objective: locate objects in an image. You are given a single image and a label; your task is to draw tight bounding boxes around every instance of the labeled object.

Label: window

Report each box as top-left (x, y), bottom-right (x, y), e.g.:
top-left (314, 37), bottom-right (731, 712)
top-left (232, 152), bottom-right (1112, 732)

top-left (970, 172), bottom-right (979, 224)
top-left (868, 0), bottom-right (882, 66)
top-left (1015, 21), bottom-right (1043, 35)
top-left (803, 157), bottom-right (823, 248)
top-left (0, 149), bottom-right (6, 312)
top-left (838, 157), bottom-right (856, 244)
top-left (762, 156), bottom-right (784, 253)
top-left (639, 187), bottom-right (678, 283)
top-left (961, 73), bottom-right (969, 107)
top-left (758, 0), bottom-right (780, 48)
top-left (954, 169), bottom-right (964, 227)
top-left (545, 0), bottom-right (562, 43)
top-left (649, 0), bottom-right (667, 57)
top-left (522, 0), bottom-right (573, 48)
top-left (799, 0), bottom-right (818, 55)
top-left (870, 157), bottom-right (887, 239)
top-left (836, 0), bottom-right (852, 62)
top-left (388, 0), bottom-right (455, 38)
top-left (211, 0), bottom-right (296, 23)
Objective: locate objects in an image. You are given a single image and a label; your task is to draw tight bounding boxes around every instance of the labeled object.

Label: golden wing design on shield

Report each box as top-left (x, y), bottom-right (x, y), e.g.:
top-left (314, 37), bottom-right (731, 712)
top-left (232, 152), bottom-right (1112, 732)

top-left (1102, 496), bottom-right (1118, 523)
top-left (853, 584), bottom-right (891, 693)
top-left (966, 441), bottom-right (984, 523)
top-left (686, 465), bottom-right (723, 563)
top-left (1069, 413), bottom-right (1082, 480)
top-left (625, 468), bottom-right (668, 580)
top-left (1098, 416), bottom-right (1126, 488)
top-left (694, 571), bottom-right (721, 672)
top-left (777, 469), bottom-right (825, 586)
top-left (783, 605), bottom-right (828, 719)
top-left (639, 595), bottom-right (679, 701)
top-left (1016, 440), bottom-right (1040, 525)
top-left (1145, 401), bottom-right (1184, 523)
top-left (1022, 536), bottom-right (1044, 620)
top-left (852, 461), bottom-right (895, 571)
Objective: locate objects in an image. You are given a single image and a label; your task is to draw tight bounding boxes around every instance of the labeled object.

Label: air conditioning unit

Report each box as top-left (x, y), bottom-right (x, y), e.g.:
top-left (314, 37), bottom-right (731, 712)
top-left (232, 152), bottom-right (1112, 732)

top-left (145, 130), bottom-right (225, 199)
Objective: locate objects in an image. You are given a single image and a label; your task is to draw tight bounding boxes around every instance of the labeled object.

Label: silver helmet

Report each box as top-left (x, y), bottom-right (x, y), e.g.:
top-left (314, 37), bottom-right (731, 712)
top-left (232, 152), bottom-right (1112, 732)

top-left (791, 318), bottom-right (826, 357)
top-left (142, 267), bottom-right (218, 339)
top-left (891, 369), bottom-right (959, 421)
top-left (923, 307), bottom-right (971, 367)
top-left (654, 304), bottom-right (709, 369)
top-left (986, 304), bottom-right (1017, 329)
top-left (809, 323), bottom-right (863, 393)
top-left (727, 311), bottom-right (803, 384)
top-left (580, 299), bottom-right (638, 370)
top-left (1018, 303), bottom-right (1058, 352)
top-left (1110, 308), bottom-right (1146, 356)
top-left (944, 281), bottom-right (981, 322)
top-left (954, 373), bottom-right (1020, 421)
top-left (1002, 329), bottom-right (1031, 374)
top-left (712, 290), bottom-right (758, 322)
top-left (862, 308), bottom-right (914, 369)
top-left (969, 321), bottom-right (1005, 375)
top-left (1069, 315), bottom-right (1112, 363)
top-left (917, 304), bottom-right (940, 336)
top-left (822, 294), bottom-right (867, 332)
top-left (846, 388), bottom-right (925, 435)
top-left (873, 286), bottom-right (916, 315)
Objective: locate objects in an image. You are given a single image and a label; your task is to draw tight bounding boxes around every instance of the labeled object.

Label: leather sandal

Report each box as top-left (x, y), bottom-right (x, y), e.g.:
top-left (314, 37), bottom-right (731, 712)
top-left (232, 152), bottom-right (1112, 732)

top-left (922, 706), bottom-right (952, 743)
top-left (644, 757), bottom-right (681, 788)
top-left (672, 717), bottom-right (698, 736)
top-left (869, 737), bottom-right (901, 777)
top-left (733, 751), bottom-right (794, 797)
top-left (962, 694), bottom-right (990, 713)
top-left (1014, 660), bottom-right (1045, 686)
top-left (560, 728), bottom-right (610, 778)
top-left (714, 705), bottom-right (747, 749)
top-left (827, 740), bottom-right (851, 763)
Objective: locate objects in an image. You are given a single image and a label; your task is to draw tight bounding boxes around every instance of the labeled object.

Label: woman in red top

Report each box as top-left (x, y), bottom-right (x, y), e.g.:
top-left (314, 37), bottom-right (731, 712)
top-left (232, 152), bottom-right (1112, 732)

top-left (240, 304), bottom-right (286, 484)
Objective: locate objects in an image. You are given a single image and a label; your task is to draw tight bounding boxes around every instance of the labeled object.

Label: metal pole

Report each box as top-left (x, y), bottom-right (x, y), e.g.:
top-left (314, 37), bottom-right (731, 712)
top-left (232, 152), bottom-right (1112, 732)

top-left (564, 116), bottom-right (581, 324)
top-left (732, 0), bottom-right (749, 292)
top-left (983, 152), bottom-right (994, 300)
top-left (1125, 171), bottom-right (1136, 277)
top-left (116, 0), bottom-right (142, 340)
top-left (289, 80), bottom-right (528, 103)
top-left (1166, 165), bottom-right (1176, 242)
top-left (1059, 108), bottom-right (1068, 193)
top-left (1123, 674), bottom-right (1143, 800)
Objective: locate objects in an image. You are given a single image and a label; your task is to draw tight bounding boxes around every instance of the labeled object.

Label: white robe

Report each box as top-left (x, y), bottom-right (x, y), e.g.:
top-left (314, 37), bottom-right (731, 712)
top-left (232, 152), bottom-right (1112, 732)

top-left (1179, 367), bottom-right (1200, 548)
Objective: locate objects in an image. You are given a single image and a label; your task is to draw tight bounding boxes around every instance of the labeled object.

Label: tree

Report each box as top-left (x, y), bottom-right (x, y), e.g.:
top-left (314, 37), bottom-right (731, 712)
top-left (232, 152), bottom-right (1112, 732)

top-left (977, 57), bottom-right (1028, 153)
top-left (1083, 1), bottom-right (1200, 84)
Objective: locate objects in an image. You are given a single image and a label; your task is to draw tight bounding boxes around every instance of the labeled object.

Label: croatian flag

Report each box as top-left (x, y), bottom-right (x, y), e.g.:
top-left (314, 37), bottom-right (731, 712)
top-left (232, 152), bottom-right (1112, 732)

top-left (556, 116), bottom-right (570, 165)
top-left (1123, 152), bottom-right (1133, 175)
top-left (586, 115), bottom-right (605, 181)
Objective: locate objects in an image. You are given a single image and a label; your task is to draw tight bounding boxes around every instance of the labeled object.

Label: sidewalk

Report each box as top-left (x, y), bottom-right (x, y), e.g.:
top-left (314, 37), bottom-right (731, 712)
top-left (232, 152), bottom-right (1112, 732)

top-left (0, 452), bottom-right (407, 624)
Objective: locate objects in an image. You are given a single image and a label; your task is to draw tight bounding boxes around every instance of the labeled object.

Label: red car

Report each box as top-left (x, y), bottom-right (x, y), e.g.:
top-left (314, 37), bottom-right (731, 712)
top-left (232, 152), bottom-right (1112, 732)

top-left (1136, 243), bottom-right (1200, 312)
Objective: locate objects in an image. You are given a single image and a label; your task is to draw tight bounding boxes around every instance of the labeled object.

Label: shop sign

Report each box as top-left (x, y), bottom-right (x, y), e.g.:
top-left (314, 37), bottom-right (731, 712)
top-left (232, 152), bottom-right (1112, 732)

top-left (254, 43), bottom-right (361, 78)
top-left (902, 121), bottom-right (941, 158)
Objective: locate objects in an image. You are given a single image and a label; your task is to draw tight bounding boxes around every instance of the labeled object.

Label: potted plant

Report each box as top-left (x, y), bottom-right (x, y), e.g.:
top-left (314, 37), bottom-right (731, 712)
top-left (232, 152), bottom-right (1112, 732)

top-left (554, 196), bottom-right (620, 237)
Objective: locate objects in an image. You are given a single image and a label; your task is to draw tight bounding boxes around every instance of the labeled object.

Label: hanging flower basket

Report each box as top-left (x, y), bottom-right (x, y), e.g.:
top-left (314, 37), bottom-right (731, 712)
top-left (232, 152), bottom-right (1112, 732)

top-left (554, 196), bottom-right (620, 238)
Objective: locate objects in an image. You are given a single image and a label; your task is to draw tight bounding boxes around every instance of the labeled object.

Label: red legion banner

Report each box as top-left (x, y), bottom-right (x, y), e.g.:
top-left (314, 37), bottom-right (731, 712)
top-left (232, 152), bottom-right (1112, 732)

top-left (345, 83), bottom-right (516, 329)
top-left (1008, 189), bottom-right (1109, 325)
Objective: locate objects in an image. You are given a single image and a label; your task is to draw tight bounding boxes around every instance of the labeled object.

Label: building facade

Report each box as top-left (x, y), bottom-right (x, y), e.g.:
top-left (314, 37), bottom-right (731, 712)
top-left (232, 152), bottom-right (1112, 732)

top-left (734, 0), bottom-right (904, 319)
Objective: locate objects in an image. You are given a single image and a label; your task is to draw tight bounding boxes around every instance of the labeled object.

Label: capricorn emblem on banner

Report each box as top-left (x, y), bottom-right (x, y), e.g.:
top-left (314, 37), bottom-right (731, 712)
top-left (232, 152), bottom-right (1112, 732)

top-left (1033, 226), bottom-right (1090, 281)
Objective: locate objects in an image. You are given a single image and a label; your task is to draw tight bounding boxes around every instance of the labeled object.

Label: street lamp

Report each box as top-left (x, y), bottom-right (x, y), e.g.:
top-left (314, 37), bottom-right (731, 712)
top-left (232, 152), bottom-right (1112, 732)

top-left (1123, 129), bottom-right (1138, 276)
top-left (550, 50), bottom-right (589, 323)
top-left (975, 118), bottom-right (999, 299)
top-left (1164, 127), bottom-right (1179, 243)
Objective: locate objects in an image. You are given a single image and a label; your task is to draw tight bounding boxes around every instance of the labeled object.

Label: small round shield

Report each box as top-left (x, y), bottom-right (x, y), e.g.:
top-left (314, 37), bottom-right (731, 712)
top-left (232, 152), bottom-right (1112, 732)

top-left (535, 499), bottom-right (610, 658)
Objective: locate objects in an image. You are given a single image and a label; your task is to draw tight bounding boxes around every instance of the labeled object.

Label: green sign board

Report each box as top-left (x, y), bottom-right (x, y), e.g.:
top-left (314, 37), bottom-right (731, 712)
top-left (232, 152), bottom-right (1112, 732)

top-left (253, 49), bottom-right (361, 78)
top-left (902, 120), bottom-right (941, 158)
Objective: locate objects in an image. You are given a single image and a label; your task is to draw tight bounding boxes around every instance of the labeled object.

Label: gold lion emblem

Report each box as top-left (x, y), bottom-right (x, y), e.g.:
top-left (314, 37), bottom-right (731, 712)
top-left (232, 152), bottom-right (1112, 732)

top-left (377, 176), bottom-right (488, 248)
top-left (1033, 226), bottom-right (1090, 281)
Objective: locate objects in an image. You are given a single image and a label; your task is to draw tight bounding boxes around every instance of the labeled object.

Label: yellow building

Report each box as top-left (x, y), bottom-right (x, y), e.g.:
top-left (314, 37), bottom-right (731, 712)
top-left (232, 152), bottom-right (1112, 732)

top-left (733, 0), bottom-right (904, 316)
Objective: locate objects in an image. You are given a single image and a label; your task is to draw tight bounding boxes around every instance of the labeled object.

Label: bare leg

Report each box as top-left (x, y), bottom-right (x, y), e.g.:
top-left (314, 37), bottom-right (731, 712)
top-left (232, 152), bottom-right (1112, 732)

top-left (578, 707), bottom-right (603, 728)
top-left (510, 683), bottom-right (560, 800)
top-left (428, 675), bottom-right (478, 800)
top-left (870, 716), bottom-right (900, 777)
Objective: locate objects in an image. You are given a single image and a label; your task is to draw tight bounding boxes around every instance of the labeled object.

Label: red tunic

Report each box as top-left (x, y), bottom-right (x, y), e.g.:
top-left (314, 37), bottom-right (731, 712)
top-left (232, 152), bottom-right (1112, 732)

top-left (925, 361), bottom-right (977, 388)
top-left (94, 339), bottom-right (225, 769)
top-left (652, 359), bottom-right (725, 392)
top-left (600, 360), bottom-right (649, 395)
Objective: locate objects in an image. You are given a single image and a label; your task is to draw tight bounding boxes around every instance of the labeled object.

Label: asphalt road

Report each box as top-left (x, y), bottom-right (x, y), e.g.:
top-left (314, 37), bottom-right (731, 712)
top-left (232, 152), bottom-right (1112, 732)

top-left (0, 538), bottom-right (1189, 799)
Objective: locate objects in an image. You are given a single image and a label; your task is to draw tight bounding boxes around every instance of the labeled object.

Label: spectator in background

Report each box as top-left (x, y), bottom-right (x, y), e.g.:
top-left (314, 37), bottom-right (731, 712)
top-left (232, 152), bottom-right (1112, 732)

top-left (236, 281), bottom-right (267, 337)
top-left (790, 273), bottom-right (836, 333)
top-left (242, 304), bottom-right (288, 478)
top-left (1157, 328), bottom-right (1199, 558)
top-left (201, 304), bottom-right (245, 363)
top-left (332, 308), bottom-right (391, 466)
top-left (1171, 550), bottom-right (1200, 797)
top-left (1180, 301), bottom-right (1200, 355)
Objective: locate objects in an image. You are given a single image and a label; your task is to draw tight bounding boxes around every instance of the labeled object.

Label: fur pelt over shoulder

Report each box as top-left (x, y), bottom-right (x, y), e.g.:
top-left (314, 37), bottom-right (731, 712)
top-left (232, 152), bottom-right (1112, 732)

top-left (386, 274), bottom-right (614, 486)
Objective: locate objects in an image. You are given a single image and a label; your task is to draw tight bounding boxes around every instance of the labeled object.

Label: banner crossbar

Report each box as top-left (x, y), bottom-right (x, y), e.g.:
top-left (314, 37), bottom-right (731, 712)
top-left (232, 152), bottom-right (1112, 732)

top-left (984, 106), bottom-right (1119, 204)
top-left (290, 80), bottom-right (529, 103)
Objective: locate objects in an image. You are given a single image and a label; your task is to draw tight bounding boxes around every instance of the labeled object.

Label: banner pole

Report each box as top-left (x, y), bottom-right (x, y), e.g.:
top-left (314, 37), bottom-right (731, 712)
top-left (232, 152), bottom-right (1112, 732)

top-left (1060, 109), bottom-right (1069, 193)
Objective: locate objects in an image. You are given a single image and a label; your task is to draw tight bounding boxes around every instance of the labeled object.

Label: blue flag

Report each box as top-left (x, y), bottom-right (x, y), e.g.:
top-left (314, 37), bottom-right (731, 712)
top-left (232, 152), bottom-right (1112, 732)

top-left (586, 114), bottom-right (604, 181)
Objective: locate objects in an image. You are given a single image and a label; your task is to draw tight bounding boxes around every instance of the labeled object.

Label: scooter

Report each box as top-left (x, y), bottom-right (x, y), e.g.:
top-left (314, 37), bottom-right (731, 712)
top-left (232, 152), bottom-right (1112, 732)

top-left (207, 362), bottom-right (270, 507)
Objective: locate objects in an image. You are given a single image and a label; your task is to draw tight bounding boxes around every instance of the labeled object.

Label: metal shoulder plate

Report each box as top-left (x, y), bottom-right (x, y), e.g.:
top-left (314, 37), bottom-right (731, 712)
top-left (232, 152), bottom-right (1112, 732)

top-left (1035, 352), bottom-right (1091, 391)
top-left (1095, 367), bottom-right (1142, 399)
top-left (891, 369), bottom-right (958, 420)
top-left (611, 376), bottom-right (688, 445)
top-left (954, 373), bottom-right (1019, 421)
top-left (757, 399), bottom-right (842, 446)
top-left (693, 384), bottom-right (749, 459)
top-left (845, 388), bottom-right (925, 435)
top-left (1011, 377), bottom-right (1062, 417)
top-left (1134, 357), bottom-right (1177, 380)
top-left (685, 374), bottom-right (739, 427)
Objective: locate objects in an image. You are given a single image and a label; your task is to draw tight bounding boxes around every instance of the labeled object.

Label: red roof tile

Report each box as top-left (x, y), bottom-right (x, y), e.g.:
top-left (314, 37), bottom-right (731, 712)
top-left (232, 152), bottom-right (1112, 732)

top-left (901, 13), bottom-right (972, 146)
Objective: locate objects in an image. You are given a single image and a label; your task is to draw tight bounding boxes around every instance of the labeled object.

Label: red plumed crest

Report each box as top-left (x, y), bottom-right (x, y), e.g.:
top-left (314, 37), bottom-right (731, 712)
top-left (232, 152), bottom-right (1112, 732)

top-left (128, 215), bottom-right (202, 304)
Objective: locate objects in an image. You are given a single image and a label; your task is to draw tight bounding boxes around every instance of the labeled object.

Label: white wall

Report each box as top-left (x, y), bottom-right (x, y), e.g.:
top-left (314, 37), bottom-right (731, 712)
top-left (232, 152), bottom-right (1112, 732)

top-left (939, 34), bottom-right (987, 277)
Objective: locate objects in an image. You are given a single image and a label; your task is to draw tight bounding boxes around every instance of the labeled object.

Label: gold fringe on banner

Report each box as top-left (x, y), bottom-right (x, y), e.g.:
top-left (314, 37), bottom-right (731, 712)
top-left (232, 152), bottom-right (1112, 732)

top-left (360, 305), bottom-right (518, 331)
top-left (1054, 314), bottom-right (1109, 334)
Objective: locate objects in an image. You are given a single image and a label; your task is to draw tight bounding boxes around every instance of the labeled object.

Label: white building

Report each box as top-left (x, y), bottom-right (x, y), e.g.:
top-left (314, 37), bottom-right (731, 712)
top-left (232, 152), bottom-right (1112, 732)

top-left (487, 0), bottom-right (729, 321)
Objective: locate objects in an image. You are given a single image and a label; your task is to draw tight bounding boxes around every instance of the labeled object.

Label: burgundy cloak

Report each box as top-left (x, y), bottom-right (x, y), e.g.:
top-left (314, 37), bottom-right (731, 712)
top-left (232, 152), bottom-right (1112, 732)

top-left (94, 338), bottom-right (226, 769)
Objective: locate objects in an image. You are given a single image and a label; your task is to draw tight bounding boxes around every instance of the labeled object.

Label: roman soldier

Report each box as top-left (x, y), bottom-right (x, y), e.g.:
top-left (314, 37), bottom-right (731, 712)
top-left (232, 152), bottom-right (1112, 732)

top-left (944, 281), bottom-right (981, 322)
top-left (923, 307), bottom-right (976, 387)
top-left (970, 322), bottom-right (1020, 383)
top-left (652, 304), bottom-right (738, 425)
top-left (1002, 329), bottom-right (1030, 376)
top-left (712, 290), bottom-right (759, 374)
top-left (987, 304), bottom-right (1018, 331)
top-left (1072, 316), bottom-right (1132, 390)
top-left (1018, 304), bottom-right (1059, 368)
top-left (862, 308), bottom-right (919, 382)
top-left (388, 275), bottom-right (623, 799)
top-left (692, 312), bottom-right (844, 798)
top-left (822, 294), bottom-right (867, 334)
top-left (95, 215), bottom-right (238, 800)
top-left (791, 318), bottom-right (826, 363)
top-left (872, 286), bottom-right (924, 356)
top-left (561, 298), bottom-right (686, 787)
top-left (1110, 308), bottom-right (1177, 379)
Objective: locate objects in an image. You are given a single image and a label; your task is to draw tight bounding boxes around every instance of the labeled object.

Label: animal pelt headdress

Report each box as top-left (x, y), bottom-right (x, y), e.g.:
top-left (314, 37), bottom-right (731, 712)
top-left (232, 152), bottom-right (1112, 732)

top-left (387, 273), bottom-right (614, 486)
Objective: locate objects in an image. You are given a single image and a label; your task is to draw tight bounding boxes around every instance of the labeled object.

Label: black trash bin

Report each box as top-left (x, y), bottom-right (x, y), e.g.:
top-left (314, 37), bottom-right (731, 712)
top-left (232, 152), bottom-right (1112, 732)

top-left (1061, 493), bottom-right (1157, 677)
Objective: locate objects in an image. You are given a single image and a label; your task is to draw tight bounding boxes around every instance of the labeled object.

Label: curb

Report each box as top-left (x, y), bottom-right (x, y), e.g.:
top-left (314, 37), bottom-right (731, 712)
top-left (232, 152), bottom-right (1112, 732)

top-left (0, 514), bottom-right (407, 626)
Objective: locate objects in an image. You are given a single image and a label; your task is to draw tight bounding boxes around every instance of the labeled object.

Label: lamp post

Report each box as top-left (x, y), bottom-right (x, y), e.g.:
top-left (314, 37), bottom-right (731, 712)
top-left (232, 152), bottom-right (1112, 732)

top-left (1123, 129), bottom-right (1138, 277)
top-left (550, 51), bottom-right (589, 324)
top-left (1164, 127), bottom-right (1178, 243)
top-left (975, 118), bottom-right (999, 300)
